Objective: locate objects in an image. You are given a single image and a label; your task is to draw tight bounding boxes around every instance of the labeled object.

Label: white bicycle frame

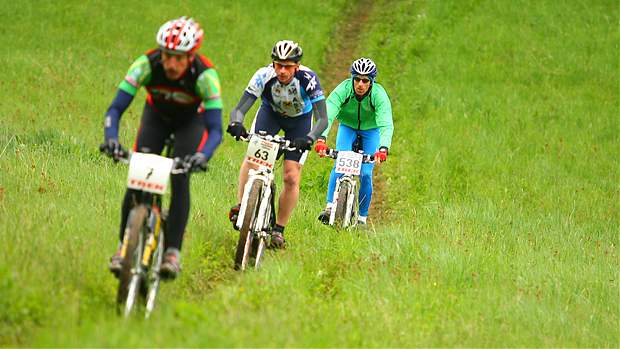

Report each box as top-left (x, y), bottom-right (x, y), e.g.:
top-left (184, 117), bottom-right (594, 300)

top-left (325, 149), bottom-right (373, 228)
top-left (116, 151), bottom-right (189, 317)
top-left (237, 168), bottom-right (274, 234)
top-left (235, 136), bottom-right (275, 232)
top-left (235, 133), bottom-right (293, 270)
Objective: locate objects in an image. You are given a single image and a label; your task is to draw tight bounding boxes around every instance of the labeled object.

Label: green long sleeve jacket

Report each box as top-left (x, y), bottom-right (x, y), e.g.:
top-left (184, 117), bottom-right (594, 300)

top-left (321, 78), bottom-right (394, 149)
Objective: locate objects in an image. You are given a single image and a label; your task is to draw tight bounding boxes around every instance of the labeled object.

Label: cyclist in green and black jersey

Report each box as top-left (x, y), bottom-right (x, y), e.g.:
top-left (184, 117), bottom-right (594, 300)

top-left (101, 17), bottom-right (223, 279)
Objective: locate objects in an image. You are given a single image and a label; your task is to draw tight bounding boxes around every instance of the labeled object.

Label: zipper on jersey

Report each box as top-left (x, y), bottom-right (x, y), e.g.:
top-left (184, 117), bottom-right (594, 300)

top-left (357, 101), bottom-right (361, 130)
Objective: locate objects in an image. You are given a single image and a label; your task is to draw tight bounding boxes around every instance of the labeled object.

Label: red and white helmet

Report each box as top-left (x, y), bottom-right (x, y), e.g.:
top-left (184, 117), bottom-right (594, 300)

top-left (156, 17), bottom-right (204, 54)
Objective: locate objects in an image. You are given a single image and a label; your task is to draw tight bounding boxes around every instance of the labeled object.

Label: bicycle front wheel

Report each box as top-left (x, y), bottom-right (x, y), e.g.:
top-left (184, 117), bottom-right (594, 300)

top-left (334, 180), bottom-right (351, 227)
top-left (234, 179), bottom-right (262, 270)
top-left (117, 204), bottom-right (148, 316)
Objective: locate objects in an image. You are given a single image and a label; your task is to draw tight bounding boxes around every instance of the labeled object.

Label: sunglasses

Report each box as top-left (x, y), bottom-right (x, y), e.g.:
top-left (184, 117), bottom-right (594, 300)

top-left (353, 76), bottom-right (371, 83)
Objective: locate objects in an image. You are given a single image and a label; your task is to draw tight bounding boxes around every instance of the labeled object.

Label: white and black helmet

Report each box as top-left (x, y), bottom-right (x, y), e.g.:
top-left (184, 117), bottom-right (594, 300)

top-left (156, 17), bottom-right (204, 54)
top-left (271, 40), bottom-right (303, 62)
top-left (350, 57), bottom-right (377, 80)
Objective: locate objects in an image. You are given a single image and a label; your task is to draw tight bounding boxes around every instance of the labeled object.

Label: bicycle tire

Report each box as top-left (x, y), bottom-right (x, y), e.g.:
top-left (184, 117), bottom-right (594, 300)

top-left (234, 179), bottom-right (262, 270)
top-left (349, 189), bottom-right (358, 226)
top-left (334, 180), bottom-right (351, 226)
top-left (117, 204), bottom-right (148, 315)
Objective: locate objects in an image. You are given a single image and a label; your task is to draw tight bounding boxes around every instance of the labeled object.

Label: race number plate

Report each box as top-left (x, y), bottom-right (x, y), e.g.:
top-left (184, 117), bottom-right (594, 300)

top-left (335, 151), bottom-right (363, 175)
top-left (127, 153), bottom-right (174, 195)
top-left (245, 137), bottom-right (279, 169)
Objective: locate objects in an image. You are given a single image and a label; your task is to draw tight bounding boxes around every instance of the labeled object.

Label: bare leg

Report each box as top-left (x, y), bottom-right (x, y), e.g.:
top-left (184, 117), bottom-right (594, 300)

top-left (276, 160), bottom-right (302, 226)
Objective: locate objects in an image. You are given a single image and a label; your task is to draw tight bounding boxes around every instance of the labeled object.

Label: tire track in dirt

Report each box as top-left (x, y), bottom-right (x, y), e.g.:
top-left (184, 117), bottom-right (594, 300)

top-left (188, 0), bottom-right (384, 296)
top-left (318, 0), bottom-right (389, 224)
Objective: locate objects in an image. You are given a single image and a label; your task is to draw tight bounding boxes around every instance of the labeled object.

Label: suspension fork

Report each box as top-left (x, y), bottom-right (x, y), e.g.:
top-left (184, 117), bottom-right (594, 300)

top-left (269, 183), bottom-right (276, 230)
top-left (120, 191), bottom-right (151, 258)
top-left (255, 177), bottom-right (273, 233)
top-left (142, 200), bottom-right (162, 268)
top-left (335, 175), bottom-right (355, 197)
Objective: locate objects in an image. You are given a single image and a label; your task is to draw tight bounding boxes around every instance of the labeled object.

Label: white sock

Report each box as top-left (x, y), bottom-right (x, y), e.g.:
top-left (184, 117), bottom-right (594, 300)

top-left (326, 202), bottom-right (334, 209)
top-left (358, 216), bottom-right (367, 223)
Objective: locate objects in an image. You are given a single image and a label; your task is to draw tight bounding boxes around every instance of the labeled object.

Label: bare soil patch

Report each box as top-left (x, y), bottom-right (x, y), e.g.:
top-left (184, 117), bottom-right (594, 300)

top-left (318, 0), bottom-right (390, 223)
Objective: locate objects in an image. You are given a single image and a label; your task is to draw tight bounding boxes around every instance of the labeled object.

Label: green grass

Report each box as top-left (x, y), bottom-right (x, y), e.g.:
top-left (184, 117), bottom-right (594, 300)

top-left (0, 0), bottom-right (617, 346)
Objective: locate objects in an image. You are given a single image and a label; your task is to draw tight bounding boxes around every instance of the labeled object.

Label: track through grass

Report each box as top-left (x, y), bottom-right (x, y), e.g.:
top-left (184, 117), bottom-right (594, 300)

top-left (0, 0), bottom-right (617, 346)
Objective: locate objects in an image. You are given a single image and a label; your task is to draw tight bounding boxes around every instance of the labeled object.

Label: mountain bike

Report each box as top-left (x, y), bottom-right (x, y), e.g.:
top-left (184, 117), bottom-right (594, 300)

top-left (100, 138), bottom-right (198, 318)
top-left (233, 132), bottom-right (297, 271)
top-left (323, 148), bottom-right (374, 228)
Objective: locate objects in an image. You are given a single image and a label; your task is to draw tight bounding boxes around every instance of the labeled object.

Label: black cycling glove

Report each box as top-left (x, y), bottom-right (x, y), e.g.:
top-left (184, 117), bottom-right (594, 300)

top-left (226, 122), bottom-right (248, 141)
top-left (102, 138), bottom-right (127, 161)
top-left (187, 152), bottom-right (208, 172)
top-left (292, 136), bottom-right (313, 151)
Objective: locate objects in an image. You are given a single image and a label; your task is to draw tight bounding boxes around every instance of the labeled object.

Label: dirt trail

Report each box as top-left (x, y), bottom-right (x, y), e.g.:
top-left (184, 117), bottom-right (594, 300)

top-left (318, 0), bottom-right (389, 223)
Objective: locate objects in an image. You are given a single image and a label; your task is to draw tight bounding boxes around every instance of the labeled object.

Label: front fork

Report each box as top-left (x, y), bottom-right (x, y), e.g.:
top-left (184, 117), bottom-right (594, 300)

top-left (119, 192), bottom-right (162, 270)
top-left (141, 206), bottom-right (162, 268)
top-left (236, 169), bottom-right (274, 232)
top-left (330, 176), bottom-right (357, 226)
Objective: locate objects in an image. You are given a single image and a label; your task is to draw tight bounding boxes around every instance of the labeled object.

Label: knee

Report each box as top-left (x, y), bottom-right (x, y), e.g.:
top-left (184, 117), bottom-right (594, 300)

top-left (283, 171), bottom-right (300, 189)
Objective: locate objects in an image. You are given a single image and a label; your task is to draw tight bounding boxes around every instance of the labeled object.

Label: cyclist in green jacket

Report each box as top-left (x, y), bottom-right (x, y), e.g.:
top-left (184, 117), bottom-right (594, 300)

top-left (315, 58), bottom-right (394, 224)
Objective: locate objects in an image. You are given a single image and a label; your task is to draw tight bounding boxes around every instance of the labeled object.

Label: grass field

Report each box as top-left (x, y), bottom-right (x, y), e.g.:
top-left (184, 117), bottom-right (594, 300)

top-left (0, 0), bottom-right (617, 346)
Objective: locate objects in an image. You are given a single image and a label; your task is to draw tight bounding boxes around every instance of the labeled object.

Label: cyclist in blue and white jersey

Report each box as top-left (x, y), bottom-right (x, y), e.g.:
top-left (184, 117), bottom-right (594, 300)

top-left (226, 40), bottom-right (328, 248)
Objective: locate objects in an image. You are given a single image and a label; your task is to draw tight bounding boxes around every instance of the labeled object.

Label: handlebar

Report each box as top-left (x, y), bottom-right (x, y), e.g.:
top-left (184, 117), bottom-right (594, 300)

top-left (99, 143), bottom-right (202, 174)
top-left (324, 148), bottom-right (375, 163)
top-left (239, 132), bottom-right (299, 152)
top-left (99, 142), bottom-right (130, 163)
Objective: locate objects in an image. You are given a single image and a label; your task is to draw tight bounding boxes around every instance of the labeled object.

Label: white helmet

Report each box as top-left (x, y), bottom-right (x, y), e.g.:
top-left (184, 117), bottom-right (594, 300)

top-left (156, 17), bottom-right (204, 54)
top-left (271, 40), bottom-right (303, 62)
top-left (351, 57), bottom-right (377, 79)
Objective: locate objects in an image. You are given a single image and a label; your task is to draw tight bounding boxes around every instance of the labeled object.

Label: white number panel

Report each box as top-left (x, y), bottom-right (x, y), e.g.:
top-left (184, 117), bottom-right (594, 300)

top-left (335, 151), bottom-right (363, 176)
top-left (245, 137), bottom-right (279, 169)
top-left (127, 153), bottom-right (174, 195)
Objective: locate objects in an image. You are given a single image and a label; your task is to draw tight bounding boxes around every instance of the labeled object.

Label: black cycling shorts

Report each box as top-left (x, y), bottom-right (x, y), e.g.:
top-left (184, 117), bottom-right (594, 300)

top-left (249, 103), bottom-right (311, 163)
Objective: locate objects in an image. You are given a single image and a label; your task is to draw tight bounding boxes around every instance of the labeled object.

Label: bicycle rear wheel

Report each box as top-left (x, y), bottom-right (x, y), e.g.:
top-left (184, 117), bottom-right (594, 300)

top-left (334, 181), bottom-right (351, 227)
top-left (117, 204), bottom-right (148, 316)
top-left (234, 179), bottom-right (262, 270)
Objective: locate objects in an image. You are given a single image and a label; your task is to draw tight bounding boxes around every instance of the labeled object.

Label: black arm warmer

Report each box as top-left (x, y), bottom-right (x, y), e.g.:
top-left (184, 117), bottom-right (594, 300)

top-left (229, 91), bottom-right (257, 125)
top-left (308, 99), bottom-right (328, 141)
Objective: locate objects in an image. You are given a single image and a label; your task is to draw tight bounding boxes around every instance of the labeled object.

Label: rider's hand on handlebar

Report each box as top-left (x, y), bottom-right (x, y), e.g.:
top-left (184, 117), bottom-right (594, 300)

top-left (226, 122), bottom-right (248, 141)
top-left (314, 137), bottom-right (328, 157)
top-left (101, 138), bottom-right (127, 162)
top-left (292, 136), bottom-right (313, 151)
top-left (374, 147), bottom-right (388, 164)
top-left (187, 152), bottom-right (208, 172)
